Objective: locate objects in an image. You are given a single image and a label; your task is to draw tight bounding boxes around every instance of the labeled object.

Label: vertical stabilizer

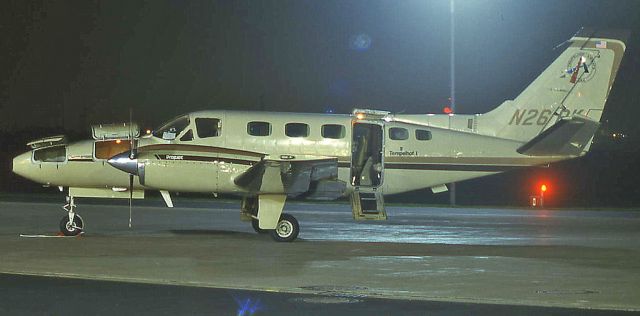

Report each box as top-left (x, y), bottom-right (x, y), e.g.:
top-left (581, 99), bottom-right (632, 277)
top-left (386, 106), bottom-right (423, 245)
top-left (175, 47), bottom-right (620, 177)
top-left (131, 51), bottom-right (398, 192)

top-left (480, 37), bottom-right (626, 143)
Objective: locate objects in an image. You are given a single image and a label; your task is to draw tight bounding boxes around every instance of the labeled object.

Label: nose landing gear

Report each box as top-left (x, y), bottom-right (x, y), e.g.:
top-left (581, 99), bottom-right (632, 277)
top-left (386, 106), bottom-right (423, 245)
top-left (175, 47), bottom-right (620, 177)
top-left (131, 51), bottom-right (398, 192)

top-left (60, 196), bottom-right (84, 236)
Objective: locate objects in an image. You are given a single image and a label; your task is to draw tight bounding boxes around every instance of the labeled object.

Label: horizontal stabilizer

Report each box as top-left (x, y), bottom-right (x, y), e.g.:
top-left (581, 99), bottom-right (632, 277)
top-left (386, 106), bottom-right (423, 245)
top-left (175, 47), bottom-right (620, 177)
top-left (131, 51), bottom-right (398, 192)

top-left (517, 115), bottom-right (600, 156)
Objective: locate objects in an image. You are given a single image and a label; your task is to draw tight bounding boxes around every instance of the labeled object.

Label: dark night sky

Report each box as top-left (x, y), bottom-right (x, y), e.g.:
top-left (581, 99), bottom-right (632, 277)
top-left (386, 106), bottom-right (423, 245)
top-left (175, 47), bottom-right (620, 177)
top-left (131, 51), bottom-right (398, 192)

top-left (1, 0), bottom-right (640, 206)
top-left (1, 0), bottom-right (639, 134)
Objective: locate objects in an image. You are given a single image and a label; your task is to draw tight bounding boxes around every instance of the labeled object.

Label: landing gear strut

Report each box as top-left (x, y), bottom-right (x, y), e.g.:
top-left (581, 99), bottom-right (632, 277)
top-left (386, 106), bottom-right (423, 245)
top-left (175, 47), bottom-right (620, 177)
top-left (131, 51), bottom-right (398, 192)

top-left (242, 197), bottom-right (268, 234)
top-left (242, 195), bottom-right (300, 242)
top-left (60, 196), bottom-right (84, 236)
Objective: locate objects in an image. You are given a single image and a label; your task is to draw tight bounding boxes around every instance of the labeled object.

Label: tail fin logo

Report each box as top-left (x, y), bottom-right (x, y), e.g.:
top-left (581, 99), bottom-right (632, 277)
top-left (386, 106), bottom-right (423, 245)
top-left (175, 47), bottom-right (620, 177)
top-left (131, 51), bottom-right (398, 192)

top-left (563, 52), bottom-right (598, 83)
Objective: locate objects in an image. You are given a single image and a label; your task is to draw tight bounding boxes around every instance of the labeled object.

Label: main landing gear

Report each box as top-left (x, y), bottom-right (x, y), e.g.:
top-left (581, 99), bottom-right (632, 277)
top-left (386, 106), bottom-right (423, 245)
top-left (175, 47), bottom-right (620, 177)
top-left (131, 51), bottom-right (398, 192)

top-left (242, 195), bottom-right (300, 242)
top-left (59, 196), bottom-right (84, 236)
top-left (251, 214), bottom-right (300, 241)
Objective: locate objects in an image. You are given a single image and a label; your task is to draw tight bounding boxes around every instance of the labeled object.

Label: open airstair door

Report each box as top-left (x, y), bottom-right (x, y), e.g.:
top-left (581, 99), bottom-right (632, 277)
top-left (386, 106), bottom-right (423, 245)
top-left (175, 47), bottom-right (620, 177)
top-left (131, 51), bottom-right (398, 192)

top-left (350, 119), bottom-right (387, 220)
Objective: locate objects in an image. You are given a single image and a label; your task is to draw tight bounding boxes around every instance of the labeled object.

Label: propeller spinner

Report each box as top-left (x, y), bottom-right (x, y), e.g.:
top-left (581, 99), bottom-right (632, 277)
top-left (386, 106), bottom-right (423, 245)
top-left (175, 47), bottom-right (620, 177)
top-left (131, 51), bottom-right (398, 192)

top-left (107, 152), bottom-right (139, 176)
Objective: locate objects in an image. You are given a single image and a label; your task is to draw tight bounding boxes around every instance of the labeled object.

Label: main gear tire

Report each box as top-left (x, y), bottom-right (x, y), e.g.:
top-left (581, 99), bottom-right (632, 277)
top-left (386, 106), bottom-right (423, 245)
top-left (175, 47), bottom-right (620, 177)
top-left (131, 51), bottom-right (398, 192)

top-left (251, 218), bottom-right (269, 234)
top-left (270, 213), bottom-right (299, 242)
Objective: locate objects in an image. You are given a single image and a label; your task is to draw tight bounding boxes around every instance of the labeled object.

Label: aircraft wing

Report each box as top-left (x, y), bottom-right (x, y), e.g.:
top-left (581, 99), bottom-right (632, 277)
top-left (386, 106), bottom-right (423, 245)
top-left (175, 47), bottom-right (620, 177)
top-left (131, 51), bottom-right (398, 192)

top-left (234, 155), bottom-right (345, 199)
top-left (517, 115), bottom-right (600, 156)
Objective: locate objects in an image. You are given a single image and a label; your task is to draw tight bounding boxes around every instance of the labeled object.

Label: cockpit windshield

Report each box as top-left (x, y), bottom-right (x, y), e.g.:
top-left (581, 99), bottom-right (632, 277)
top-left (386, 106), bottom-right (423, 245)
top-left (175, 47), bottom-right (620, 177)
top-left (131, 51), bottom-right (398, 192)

top-left (153, 116), bottom-right (190, 140)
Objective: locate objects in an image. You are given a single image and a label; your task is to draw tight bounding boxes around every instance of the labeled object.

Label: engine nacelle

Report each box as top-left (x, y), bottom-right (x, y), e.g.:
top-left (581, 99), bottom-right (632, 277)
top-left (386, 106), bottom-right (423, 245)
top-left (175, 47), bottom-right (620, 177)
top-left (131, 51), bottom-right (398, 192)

top-left (138, 159), bottom-right (219, 192)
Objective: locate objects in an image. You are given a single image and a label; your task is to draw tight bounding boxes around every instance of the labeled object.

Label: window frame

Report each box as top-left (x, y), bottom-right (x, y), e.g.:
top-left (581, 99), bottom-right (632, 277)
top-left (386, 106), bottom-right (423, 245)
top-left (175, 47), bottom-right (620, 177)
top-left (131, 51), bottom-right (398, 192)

top-left (285, 122), bottom-right (310, 138)
top-left (247, 121), bottom-right (272, 137)
top-left (321, 124), bottom-right (346, 139)
top-left (389, 127), bottom-right (409, 141)
top-left (153, 115), bottom-right (190, 140)
top-left (415, 129), bottom-right (433, 141)
top-left (195, 117), bottom-right (221, 139)
top-left (93, 140), bottom-right (131, 160)
top-left (180, 129), bottom-right (194, 142)
top-left (33, 145), bottom-right (67, 163)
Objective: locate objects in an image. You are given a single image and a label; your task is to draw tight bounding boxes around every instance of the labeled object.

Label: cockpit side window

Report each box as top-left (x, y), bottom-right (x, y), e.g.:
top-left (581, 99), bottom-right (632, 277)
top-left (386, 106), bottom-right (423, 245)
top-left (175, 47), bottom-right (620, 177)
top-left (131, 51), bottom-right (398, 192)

top-left (153, 116), bottom-right (190, 140)
top-left (180, 129), bottom-right (194, 141)
top-left (33, 146), bottom-right (66, 162)
top-left (195, 118), bottom-right (221, 138)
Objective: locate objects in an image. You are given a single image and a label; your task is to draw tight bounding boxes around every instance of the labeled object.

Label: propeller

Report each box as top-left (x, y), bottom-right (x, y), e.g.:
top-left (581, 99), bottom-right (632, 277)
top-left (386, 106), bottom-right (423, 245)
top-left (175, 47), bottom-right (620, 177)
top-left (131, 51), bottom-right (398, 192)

top-left (106, 110), bottom-right (143, 229)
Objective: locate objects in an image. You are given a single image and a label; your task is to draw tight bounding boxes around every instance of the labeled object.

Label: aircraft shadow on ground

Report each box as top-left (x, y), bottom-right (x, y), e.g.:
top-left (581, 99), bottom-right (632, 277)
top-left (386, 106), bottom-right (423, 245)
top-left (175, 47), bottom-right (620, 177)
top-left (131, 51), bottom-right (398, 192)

top-left (168, 229), bottom-right (258, 237)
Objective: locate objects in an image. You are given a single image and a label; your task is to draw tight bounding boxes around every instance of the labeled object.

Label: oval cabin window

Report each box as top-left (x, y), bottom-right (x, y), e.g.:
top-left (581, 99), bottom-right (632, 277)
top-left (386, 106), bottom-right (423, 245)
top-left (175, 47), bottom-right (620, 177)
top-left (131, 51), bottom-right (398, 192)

top-left (285, 123), bottom-right (309, 137)
top-left (389, 127), bottom-right (409, 140)
top-left (321, 124), bottom-right (345, 139)
top-left (247, 121), bottom-right (271, 136)
top-left (415, 129), bottom-right (432, 141)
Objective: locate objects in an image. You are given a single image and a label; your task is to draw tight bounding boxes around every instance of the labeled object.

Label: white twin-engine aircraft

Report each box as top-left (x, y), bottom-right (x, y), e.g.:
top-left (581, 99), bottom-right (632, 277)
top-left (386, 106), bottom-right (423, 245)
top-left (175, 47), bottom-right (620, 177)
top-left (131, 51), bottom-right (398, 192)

top-left (12, 37), bottom-right (625, 241)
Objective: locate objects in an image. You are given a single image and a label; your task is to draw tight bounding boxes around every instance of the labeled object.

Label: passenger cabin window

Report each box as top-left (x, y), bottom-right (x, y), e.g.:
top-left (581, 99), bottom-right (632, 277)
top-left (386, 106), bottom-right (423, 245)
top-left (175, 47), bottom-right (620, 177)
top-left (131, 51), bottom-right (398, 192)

top-left (180, 129), bottom-right (194, 141)
top-left (389, 127), bottom-right (409, 140)
top-left (33, 146), bottom-right (66, 162)
top-left (195, 118), bottom-right (221, 138)
top-left (321, 124), bottom-right (345, 139)
top-left (247, 121), bottom-right (271, 136)
top-left (416, 129), bottom-right (432, 141)
top-left (285, 123), bottom-right (309, 137)
top-left (95, 140), bottom-right (131, 159)
top-left (153, 116), bottom-right (190, 140)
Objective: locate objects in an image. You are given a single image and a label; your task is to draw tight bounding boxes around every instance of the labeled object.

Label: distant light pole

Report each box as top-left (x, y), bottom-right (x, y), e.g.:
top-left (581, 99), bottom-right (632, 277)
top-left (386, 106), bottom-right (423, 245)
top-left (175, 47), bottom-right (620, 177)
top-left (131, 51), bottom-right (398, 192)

top-left (449, 0), bottom-right (456, 206)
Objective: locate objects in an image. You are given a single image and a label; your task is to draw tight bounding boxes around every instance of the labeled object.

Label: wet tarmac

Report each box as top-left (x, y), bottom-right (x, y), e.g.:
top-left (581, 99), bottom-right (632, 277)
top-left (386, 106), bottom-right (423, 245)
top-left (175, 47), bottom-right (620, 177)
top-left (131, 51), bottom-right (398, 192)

top-left (0, 198), bottom-right (639, 313)
top-left (1, 273), bottom-right (637, 316)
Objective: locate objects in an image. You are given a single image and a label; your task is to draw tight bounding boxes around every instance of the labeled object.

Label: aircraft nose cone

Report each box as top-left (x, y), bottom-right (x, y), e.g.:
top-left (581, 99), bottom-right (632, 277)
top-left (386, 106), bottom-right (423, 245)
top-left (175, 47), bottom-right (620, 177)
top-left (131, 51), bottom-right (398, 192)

top-left (12, 151), bottom-right (32, 179)
top-left (107, 152), bottom-right (138, 175)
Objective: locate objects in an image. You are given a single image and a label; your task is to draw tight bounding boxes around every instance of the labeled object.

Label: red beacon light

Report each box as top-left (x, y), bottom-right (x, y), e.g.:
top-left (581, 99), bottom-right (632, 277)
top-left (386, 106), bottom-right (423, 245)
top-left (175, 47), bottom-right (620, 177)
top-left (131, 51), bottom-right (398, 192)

top-left (443, 106), bottom-right (453, 114)
top-left (539, 184), bottom-right (548, 208)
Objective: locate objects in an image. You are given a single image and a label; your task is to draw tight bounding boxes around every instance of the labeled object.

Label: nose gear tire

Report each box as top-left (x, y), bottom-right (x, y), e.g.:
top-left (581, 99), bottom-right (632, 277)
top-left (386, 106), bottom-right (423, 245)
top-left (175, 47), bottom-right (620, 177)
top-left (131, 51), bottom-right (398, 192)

top-left (59, 214), bottom-right (84, 236)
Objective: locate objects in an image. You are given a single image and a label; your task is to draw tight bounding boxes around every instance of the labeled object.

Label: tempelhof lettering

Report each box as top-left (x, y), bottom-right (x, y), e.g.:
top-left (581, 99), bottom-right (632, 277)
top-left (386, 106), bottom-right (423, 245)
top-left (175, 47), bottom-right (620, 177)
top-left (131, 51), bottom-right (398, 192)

top-left (389, 147), bottom-right (418, 157)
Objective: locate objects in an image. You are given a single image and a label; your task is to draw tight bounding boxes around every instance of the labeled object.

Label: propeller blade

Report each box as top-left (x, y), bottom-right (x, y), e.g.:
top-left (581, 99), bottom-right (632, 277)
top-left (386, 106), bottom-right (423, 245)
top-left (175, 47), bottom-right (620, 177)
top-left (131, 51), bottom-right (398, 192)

top-left (129, 174), bottom-right (133, 228)
top-left (129, 108), bottom-right (136, 159)
top-left (128, 108), bottom-right (134, 228)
